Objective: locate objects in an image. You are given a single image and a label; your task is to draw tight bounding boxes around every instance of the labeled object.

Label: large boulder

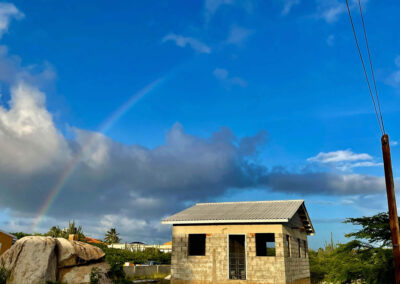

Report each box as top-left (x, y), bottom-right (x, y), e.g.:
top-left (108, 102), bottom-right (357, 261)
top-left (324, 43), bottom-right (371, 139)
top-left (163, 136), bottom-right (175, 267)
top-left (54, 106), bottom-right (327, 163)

top-left (0, 236), bottom-right (57, 284)
top-left (59, 262), bottom-right (111, 284)
top-left (56, 238), bottom-right (105, 268)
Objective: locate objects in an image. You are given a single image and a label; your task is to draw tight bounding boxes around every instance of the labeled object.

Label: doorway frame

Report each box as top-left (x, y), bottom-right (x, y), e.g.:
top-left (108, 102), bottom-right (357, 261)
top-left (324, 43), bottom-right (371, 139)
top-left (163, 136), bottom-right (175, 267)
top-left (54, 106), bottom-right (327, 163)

top-left (227, 234), bottom-right (247, 280)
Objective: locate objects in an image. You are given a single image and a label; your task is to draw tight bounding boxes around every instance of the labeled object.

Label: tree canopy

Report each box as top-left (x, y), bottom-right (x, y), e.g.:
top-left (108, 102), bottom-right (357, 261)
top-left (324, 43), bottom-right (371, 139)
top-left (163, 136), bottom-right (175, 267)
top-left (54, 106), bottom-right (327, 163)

top-left (344, 212), bottom-right (396, 247)
top-left (310, 212), bottom-right (396, 284)
top-left (105, 228), bottom-right (121, 244)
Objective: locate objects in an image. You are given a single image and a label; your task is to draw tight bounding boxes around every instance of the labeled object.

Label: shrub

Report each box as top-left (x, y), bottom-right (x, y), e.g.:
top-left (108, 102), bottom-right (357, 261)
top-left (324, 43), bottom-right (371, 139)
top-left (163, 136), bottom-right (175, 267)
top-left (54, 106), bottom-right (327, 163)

top-left (0, 267), bottom-right (8, 284)
top-left (90, 243), bottom-right (171, 282)
top-left (90, 267), bottom-right (101, 284)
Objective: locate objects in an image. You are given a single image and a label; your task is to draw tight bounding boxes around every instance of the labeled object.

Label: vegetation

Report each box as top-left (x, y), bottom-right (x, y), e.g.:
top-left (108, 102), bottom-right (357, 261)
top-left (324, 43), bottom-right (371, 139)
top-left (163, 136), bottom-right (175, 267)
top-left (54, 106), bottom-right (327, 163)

top-left (310, 212), bottom-right (396, 284)
top-left (0, 267), bottom-right (8, 284)
top-left (92, 243), bottom-right (171, 282)
top-left (90, 267), bottom-right (101, 284)
top-left (9, 232), bottom-right (30, 239)
top-left (44, 221), bottom-right (85, 240)
top-left (11, 221), bottom-right (85, 241)
top-left (7, 212), bottom-right (398, 283)
top-left (105, 228), bottom-right (121, 244)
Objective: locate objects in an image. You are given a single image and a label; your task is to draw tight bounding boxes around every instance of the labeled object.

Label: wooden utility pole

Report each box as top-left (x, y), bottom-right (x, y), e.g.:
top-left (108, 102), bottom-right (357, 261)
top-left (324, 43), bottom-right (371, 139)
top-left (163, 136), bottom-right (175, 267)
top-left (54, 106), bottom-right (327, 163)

top-left (381, 134), bottom-right (400, 284)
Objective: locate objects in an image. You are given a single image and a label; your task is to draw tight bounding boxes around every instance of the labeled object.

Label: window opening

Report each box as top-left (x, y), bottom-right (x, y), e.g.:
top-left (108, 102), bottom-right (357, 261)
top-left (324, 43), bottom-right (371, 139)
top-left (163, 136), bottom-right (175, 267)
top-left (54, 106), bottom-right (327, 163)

top-left (188, 234), bottom-right (206, 256)
top-left (256, 233), bottom-right (275, 256)
top-left (303, 240), bottom-right (308, 258)
top-left (298, 239), bottom-right (301, 258)
top-left (286, 235), bottom-right (290, 257)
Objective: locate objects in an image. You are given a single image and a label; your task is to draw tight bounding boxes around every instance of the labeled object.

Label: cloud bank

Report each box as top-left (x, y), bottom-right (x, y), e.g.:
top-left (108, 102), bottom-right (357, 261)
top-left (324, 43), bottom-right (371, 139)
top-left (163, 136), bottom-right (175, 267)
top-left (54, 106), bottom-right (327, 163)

top-left (0, 0), bottom-right (387, 243)
top-left (0, 77), bottom-right (387, 241)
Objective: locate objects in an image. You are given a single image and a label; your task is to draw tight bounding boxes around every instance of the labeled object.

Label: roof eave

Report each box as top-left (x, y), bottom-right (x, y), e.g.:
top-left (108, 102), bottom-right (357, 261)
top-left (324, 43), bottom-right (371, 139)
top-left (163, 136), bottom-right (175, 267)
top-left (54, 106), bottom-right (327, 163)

top-left (161, 218), bottom-right (289, 225)
top-left (300, 202), bottom-right (315, 235)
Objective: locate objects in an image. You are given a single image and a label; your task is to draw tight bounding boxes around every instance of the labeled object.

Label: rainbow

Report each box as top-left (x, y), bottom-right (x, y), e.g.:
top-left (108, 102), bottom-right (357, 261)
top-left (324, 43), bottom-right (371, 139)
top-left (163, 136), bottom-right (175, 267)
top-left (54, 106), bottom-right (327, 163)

top-left (31, 78), bottom-right (165, 232)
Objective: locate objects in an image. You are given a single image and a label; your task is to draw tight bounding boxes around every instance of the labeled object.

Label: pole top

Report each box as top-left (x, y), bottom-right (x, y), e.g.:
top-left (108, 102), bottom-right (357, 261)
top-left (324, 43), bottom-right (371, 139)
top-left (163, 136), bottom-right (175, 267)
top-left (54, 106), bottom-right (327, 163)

top-left (382, 134), bottom-right (389, 145)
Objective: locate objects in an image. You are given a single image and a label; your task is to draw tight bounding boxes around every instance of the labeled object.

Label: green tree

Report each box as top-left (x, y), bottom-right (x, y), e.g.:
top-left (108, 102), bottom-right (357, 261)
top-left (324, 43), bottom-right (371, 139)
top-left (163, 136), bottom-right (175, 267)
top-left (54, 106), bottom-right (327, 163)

top-left (104, 228), bottom-right (121, 244)
top-left (9, 232), bottom-right (30, 239)
top-left (65, 220), bottom-right (85, 240)
top-left (46, 226), bottom-right (63, 238)
top-left (309, 212), bottom-right (396, 284)
top-left (344, 212), bottom-right (396, 247)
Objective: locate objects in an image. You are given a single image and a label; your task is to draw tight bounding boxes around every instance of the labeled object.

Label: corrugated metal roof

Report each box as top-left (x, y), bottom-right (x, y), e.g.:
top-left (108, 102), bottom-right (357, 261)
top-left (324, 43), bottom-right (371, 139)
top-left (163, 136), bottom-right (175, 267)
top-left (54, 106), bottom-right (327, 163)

top-left (162, 200), bottom-right (314, 234)
top-left (162, 200), bottom-right (302, 223)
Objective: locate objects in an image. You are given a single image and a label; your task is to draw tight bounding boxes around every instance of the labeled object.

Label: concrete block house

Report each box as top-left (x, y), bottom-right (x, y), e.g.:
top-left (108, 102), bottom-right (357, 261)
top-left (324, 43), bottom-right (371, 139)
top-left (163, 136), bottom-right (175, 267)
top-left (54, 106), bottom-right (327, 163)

top-left (162, 200), bottom-right (314, 284)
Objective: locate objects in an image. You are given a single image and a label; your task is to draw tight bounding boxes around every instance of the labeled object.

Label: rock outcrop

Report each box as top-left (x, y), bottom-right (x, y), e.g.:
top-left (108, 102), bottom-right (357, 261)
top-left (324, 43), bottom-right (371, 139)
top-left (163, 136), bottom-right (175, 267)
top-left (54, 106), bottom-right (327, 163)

top-left (0, 236), bottom-right (110, 284)
top-left (56, 238), bottom-right (105, 268)
top-left (0, 236), bottom-right (57, 284)
top-left (59, 262), bottom-right (111, 284)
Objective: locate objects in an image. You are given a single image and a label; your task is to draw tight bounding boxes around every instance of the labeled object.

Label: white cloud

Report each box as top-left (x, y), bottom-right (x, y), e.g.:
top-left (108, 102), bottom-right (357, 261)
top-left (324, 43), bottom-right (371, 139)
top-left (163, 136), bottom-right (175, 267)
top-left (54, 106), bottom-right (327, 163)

top-left (204, 0), bottom-right (233, 23)
top-left (307, 149), bottom-right (372, 163)
top-left (0, 3), bottom-right (24, 38)
top-left (0, 45), bottom-right (56, 87)
top-left (315, 0), bottom-right (368, 23)
top-left (281, 0), bottom-right (300, 16)
top-left (73, 129), bottom-right (110, 168)
top-left (162, 33), bottom-right (211, 54)
top-left (392, 141), bottom-right (399, 146)
top-left (0, 83), bottom-right (70, 174)
top-left (320, 3), bottom-right (346, 23)
top-left (213, 68), bottom-right (247, 87)
top-left (307, 149), bottom-right (382, 171)
top-left (226, 26), bottom-right (254, 46)
top-left (386, 55), bottom-right (400, 89)
top-left (336, 161), bottom-right (382, 171)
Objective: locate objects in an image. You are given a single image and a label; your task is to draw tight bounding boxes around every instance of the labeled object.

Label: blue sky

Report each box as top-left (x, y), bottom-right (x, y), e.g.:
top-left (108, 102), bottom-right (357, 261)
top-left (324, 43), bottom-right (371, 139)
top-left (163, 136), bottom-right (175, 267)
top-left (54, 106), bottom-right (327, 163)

top-left (0, 0), bottom-right (399, 248)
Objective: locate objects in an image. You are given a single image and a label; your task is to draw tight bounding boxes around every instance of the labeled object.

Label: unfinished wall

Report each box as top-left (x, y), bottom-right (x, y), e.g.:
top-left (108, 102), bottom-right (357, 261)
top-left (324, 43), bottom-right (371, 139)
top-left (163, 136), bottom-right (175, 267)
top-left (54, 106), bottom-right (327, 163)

top-left (282, 225), bottom-right (310, 284)
top-left (171, 224), bottom-right (310, 284)
top-left (123, 265), bottom-right (171, 278)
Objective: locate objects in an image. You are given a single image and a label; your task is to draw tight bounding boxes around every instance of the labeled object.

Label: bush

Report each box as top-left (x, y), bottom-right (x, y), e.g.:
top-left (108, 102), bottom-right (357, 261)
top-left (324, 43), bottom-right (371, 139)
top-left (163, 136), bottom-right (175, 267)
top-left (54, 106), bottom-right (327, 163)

top-left (90, 267), bottom-right (101, 284)
top-left (90, 244), bottom-right (171, 282)
top-left (0, 267), bottom-right (8, 284)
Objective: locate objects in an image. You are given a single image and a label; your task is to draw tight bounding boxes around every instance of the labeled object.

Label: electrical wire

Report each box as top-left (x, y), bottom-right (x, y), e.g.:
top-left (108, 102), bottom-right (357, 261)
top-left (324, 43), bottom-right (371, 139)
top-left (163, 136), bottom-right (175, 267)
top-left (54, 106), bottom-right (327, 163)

top-left (345, 0), bottom-right (385, 135)
top-left (357, 0), bottom-right (385, 134)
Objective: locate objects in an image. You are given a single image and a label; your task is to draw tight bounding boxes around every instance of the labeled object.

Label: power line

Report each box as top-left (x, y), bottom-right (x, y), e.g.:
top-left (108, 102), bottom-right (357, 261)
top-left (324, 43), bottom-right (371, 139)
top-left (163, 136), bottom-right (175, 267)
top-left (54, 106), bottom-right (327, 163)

top-left (345, 0), bottom-right (384, 135)
top-left (357, 0), bottom-right (385, 134)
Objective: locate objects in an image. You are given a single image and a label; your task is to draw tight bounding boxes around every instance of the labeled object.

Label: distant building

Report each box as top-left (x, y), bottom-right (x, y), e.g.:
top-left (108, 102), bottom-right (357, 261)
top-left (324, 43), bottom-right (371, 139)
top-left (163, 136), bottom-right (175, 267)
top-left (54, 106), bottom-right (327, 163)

top-left (0, 230), bottom-right (16, 256)
top-left (107, 241), bottom-right (172, 253)
top-left (84, 236), bottom-right (104, 244)
top-left (162, 200), bottom-right (314, 284)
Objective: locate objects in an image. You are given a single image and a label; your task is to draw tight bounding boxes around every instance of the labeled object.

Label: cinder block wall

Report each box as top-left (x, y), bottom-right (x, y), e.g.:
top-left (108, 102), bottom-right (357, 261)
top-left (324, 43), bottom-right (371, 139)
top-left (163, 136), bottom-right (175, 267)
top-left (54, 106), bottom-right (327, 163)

top-left (282, 226), bottom-right (310, 284)
top-left (171, 224), bottom-right (310, 284)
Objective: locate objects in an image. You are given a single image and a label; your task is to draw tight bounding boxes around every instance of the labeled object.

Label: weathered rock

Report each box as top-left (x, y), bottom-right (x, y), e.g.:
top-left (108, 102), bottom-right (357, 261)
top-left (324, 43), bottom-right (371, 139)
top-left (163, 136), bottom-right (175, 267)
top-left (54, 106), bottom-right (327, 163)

top-left (59, 262), bottom-right (111, 284)
top-left (56, 238), bottom-right (105, 268)
top-left (0, 236), bottom-right (57, 284)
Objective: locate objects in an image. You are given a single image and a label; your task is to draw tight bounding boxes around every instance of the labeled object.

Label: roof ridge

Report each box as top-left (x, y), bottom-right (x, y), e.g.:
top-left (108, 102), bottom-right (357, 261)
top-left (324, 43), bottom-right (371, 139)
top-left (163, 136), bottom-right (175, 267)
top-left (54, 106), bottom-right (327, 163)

top-left (196, 200), bottom-right (304, 205)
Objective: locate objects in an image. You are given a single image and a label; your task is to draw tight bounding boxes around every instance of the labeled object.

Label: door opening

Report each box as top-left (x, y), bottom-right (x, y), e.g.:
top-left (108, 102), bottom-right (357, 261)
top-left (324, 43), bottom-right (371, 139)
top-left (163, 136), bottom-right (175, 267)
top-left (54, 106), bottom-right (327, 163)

top-left (229, 235), bottom-right (246, 280)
